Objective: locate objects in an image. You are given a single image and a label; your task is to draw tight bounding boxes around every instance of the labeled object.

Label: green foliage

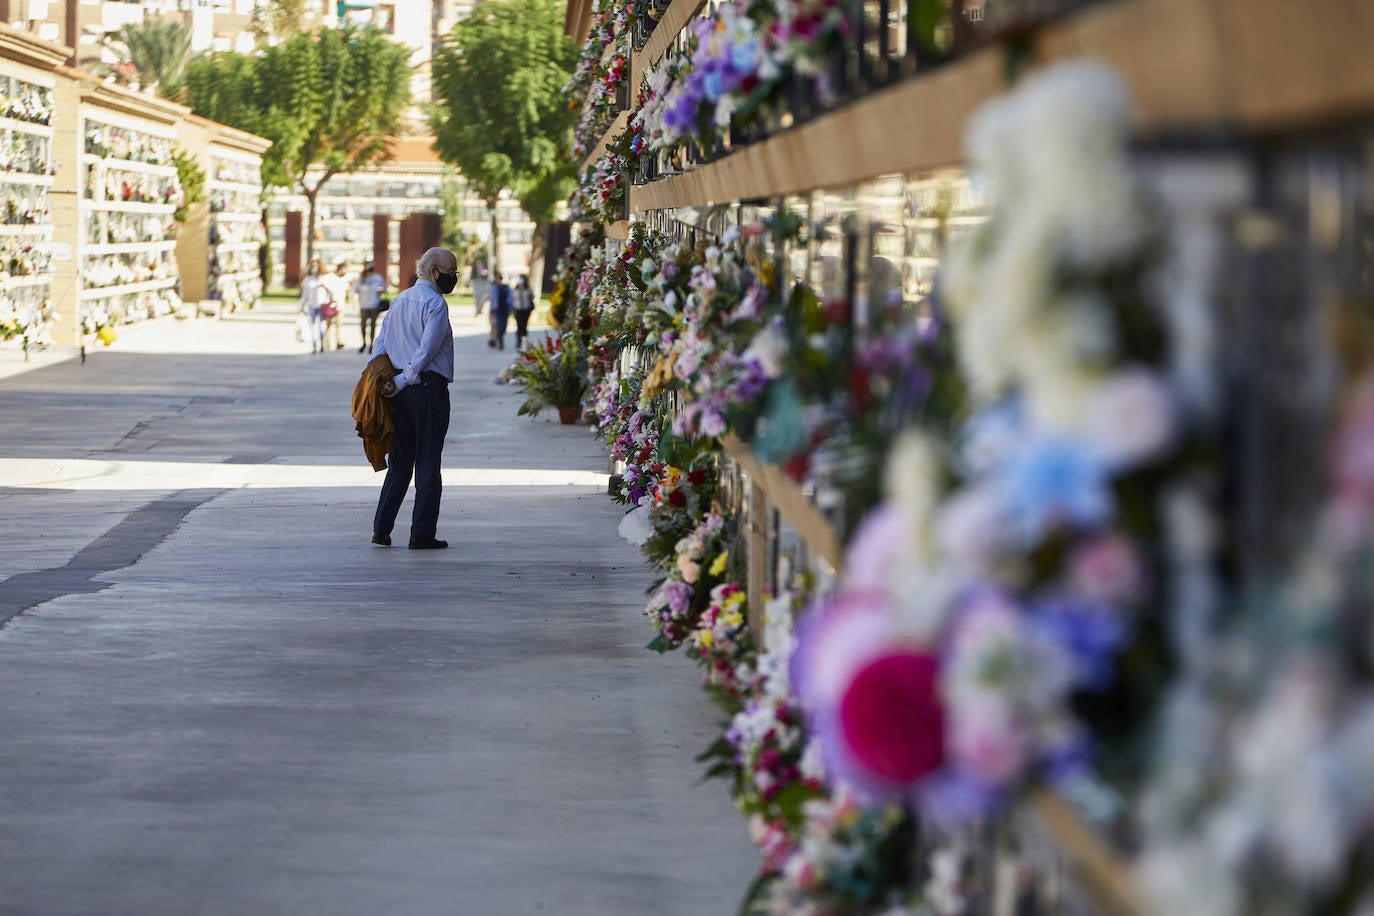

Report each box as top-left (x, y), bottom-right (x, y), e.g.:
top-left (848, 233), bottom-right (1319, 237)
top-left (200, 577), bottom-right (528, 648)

top-left (509, 332), bottom-right (587, 417)
top-left (172, 148), bottom-right (205, 224)
top-left (184, 26), bottom-right (411, 261)
top-left (184, 28), bottom-right (412, 189)
top-left (97, 19), bottom-right (196, 101)
top-left (250, 0), bottom-right (312, 44)
top-left (430, 0), bottom-right (579, 223)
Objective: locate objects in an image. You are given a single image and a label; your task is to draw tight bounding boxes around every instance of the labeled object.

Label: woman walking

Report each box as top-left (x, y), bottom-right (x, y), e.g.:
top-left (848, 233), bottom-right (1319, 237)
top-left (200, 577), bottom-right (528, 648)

top-left (512, 275), bottom-right (535, 350)
top-left (299, 259), bottom-right (326, 353)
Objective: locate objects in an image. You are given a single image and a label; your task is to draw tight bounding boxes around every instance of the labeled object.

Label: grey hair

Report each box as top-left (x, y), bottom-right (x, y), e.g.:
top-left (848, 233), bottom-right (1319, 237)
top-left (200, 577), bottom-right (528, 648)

top-left (416, 247), bottom-right (454, 277)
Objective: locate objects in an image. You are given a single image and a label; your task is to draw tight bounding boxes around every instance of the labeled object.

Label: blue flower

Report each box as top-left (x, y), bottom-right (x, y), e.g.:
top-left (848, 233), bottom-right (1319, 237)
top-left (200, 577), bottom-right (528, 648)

top-left (1030, 592), bottom-right (1128, 691)
top-left (1001, 437), bottom-right (1114, 543)
top-left (702, 69), bottom-right (724, 102)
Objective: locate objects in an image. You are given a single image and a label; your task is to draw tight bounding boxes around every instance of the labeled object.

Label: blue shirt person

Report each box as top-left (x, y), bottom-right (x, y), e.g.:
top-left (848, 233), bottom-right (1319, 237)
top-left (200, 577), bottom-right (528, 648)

top-left (370, 247), bottom-right (458, 550)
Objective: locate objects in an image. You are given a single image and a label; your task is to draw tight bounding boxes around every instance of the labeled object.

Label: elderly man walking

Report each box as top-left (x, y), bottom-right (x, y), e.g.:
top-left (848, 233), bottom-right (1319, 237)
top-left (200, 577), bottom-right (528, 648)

top-left (370, 247), bottom-right (459, 550)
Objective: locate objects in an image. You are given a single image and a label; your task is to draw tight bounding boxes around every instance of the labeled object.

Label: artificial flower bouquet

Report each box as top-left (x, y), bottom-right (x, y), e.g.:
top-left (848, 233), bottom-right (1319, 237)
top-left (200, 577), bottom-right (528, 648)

top-left (509, 332), bottom-right (588, 418)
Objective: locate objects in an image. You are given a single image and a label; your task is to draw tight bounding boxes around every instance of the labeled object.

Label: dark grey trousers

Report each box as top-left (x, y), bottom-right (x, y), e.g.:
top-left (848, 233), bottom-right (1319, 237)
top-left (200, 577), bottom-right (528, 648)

top-left (373, 376), bottom-right (450, 540)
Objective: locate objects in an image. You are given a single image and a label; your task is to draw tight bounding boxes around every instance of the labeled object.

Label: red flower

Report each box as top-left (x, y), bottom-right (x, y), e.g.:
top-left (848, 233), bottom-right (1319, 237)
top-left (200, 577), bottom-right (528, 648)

top-left (839, 652), bottom-right (945, 784)
top-left (849, 369), bottom-right (873, 413)
top-left (686, 469), bottom-right (708, 486)
top-left (668, 489), bottom-right (687, 508)
top-left (823, 298), bottom-right (850, 325)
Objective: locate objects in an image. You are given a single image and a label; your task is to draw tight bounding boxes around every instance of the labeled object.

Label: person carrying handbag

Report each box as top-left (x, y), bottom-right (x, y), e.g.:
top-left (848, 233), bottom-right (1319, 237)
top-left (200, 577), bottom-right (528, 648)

top-left (320, 259), bottom-right (350, 350)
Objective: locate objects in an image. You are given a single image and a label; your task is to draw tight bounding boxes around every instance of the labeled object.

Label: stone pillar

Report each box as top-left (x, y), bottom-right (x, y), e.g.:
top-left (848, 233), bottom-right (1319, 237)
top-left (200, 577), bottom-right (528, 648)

top-left (397, 212), bottom-right (442, 290)
top-left (283, 211), bottom-right (303, 288)
top-left (398, 216), bottom-right (416, 289)
top-left (372, 213), bottom-right (389, 286)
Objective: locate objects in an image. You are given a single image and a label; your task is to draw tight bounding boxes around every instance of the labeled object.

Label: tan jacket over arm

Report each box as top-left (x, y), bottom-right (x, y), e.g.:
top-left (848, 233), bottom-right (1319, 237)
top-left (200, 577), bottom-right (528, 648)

top-left (351, 354), bottom-right (399, 471)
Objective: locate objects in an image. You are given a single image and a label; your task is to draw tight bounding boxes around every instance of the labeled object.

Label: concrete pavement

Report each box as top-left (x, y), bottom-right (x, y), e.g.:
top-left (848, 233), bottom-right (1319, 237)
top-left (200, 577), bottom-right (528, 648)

top-left (0, 303), bottom-right (756, 915)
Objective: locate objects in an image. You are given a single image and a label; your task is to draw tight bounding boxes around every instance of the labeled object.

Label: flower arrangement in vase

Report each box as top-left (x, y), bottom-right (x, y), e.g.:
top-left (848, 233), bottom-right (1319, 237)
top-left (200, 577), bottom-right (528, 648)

top-left (509, 332), bottom-right (588, 422)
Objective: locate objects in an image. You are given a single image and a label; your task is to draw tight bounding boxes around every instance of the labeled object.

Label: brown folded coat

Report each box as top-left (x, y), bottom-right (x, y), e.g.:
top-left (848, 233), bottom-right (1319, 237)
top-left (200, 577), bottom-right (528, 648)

top-left (351, 354), bottom-right (399, 471)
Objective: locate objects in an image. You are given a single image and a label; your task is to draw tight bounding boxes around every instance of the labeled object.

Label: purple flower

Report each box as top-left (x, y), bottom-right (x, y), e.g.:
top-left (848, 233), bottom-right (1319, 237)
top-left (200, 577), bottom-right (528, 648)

top-left (729, 359), bottom-right (770, 402)
top-left (916, 767), bottom-right (1003, 830)
top-left (663, 580), bottom-right (694, 617)
top-left (1030, 592), bottom-right (1128, 691)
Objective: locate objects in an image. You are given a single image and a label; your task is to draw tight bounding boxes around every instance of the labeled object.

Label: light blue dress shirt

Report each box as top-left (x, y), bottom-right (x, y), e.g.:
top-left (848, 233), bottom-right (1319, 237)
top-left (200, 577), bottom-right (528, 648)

top-left (372, 278), bottom-right (454, 390)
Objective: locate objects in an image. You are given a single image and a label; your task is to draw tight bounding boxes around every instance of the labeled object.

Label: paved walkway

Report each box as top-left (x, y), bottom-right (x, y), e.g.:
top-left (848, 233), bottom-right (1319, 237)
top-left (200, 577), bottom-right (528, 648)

top-left (0, 304), bottom-right (755, 915)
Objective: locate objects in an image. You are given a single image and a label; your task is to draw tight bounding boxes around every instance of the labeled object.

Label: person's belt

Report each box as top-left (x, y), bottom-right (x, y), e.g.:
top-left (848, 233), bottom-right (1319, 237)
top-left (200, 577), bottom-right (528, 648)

top-left (419, 370), bottom-right (450, 385)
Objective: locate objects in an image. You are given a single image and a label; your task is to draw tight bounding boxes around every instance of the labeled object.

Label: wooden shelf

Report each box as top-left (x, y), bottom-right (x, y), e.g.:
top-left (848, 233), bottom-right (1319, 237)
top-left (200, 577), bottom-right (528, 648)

top-left (84, 241), bottom-right (176, 255)
top-left (632, 0), bottom-right (706, 90)
top-left (721, 433), bottom-right (842, 570)
top-left (82, 153), bottom-right (177, 177)
top-left (629, 0), bottom-right (1374, 213)
top-left (579, 110), bottom-right (631, 173)
top-left (207, 179), bottom-right (259, 194)
top-left (0, 223), bottom-right (51, 236)
top-left (1030, 793), bottom-right (1146, 916)
top-left (0, 115), bottom-right (53, 137)
top-left (83, 200), bottom-right (175, 214)
top-left (0, 171), bottom-right (53, 186)
top-left (2, 273), bottom-right (52, 288)
top-left (79, 277), bottom-right (176, 299)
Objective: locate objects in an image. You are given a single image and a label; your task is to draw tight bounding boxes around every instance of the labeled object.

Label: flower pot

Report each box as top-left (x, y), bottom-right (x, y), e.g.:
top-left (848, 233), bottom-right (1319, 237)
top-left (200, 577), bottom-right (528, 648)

top-left (557, 405), bottom-right (579, 425)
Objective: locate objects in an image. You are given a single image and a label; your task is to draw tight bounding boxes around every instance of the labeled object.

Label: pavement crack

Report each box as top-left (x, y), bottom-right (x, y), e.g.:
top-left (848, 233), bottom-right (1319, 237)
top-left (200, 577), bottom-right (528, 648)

top-left (0, 488), bottom-right (227, 628)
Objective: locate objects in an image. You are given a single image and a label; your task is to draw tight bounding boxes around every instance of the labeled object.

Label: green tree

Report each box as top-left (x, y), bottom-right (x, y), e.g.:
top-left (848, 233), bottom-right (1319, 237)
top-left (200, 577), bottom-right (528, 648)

top-left (96, 19), bottom-right (196, 100)
top-left (431, 0), bottom-right (578, 270)
top-left (249, 0), bottom-right (315, 45)
top-left (184, 26), bottom-right (411, 265)
top-left (172, 148), bottom-right (205, 225)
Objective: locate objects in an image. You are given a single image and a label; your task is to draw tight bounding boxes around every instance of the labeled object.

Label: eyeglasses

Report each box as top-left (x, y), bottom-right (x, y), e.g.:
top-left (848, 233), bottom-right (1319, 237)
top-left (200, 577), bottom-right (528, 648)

top-left (433, 267), bottom-right (458, 278)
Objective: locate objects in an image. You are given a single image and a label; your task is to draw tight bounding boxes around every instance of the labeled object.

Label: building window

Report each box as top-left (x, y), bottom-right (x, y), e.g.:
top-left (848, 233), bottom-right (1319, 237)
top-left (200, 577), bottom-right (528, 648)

top-left (375, 3), bottom-right (394, 33)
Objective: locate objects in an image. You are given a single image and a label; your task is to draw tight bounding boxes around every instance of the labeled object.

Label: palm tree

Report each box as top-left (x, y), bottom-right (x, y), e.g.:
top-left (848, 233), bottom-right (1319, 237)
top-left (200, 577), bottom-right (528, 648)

top-left (99, 19), bottom-right (195, 101)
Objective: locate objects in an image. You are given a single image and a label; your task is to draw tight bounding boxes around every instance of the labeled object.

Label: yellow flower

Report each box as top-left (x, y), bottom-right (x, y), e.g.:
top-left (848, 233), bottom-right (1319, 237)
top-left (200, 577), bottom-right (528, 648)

top-left (642, 351), bottom-right (679, 398)
top-left (709, 552), bottom-right (728, 576)
top-left (722, 611), bottom-right (743, 628)
top-left (759, 261), bottom-right (776, 291)
top-left (698, 630), bottom-right (714, 648)
top-left (724, 590), bottom-right (747, 611)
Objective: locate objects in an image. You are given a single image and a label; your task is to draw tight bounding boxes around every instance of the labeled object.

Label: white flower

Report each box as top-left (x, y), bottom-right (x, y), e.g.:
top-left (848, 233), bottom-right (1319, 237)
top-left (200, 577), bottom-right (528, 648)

top-left (617, 504), bottom-right (653, 546)
top-left (744, 321), bottom-right (788, 377)
top-left (1077, 366), bottom-right (1177, 468)
top-left (1137, 840), bottom-right (1242, 916)
top-left (934, 481), bottom-right (1013, 569)
top-left (881, 430), bottom-right (943, 562)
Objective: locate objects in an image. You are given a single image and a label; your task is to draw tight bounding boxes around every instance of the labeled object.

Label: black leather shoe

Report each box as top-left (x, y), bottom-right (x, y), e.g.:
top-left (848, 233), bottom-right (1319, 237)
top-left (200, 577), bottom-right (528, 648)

top-left (371, 533), bottom-right (391, 546)
top-left (408, 536), bottom-right (448, 550)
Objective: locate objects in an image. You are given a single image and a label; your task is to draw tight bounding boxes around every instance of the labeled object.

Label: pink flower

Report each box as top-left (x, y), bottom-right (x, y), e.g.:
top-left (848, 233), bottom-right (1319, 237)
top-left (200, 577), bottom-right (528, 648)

top-left (1067, 532), bottom-right (1147, 607)
top-left (844, 503), bottom-right (913, 591)
top-left (839, 651), bottom-right (946, 784)
top-left (947, 700), bottom-right (1028, 783)
top-left (677, 553), bottom-right (700, 584)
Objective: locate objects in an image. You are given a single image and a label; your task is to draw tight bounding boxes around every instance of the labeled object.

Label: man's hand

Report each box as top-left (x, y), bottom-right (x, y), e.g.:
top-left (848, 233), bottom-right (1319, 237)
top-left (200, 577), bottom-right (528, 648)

top-left (381, 377), bottom-right (401, 399)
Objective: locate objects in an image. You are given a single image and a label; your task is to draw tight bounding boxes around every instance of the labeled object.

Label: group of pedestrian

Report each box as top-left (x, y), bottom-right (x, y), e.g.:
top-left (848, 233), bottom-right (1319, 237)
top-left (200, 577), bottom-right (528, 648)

top-left (299, 258), bottom-right (388, 354)
top-left (475, 272), bottom-right (535, 350)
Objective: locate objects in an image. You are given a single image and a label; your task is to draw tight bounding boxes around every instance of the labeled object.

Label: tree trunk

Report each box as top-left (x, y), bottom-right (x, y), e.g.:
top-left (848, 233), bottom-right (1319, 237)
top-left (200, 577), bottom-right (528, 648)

top-left (304, 186), bottom-right (318, 268)
top-left (487, 196), bottom-right (500, 279)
